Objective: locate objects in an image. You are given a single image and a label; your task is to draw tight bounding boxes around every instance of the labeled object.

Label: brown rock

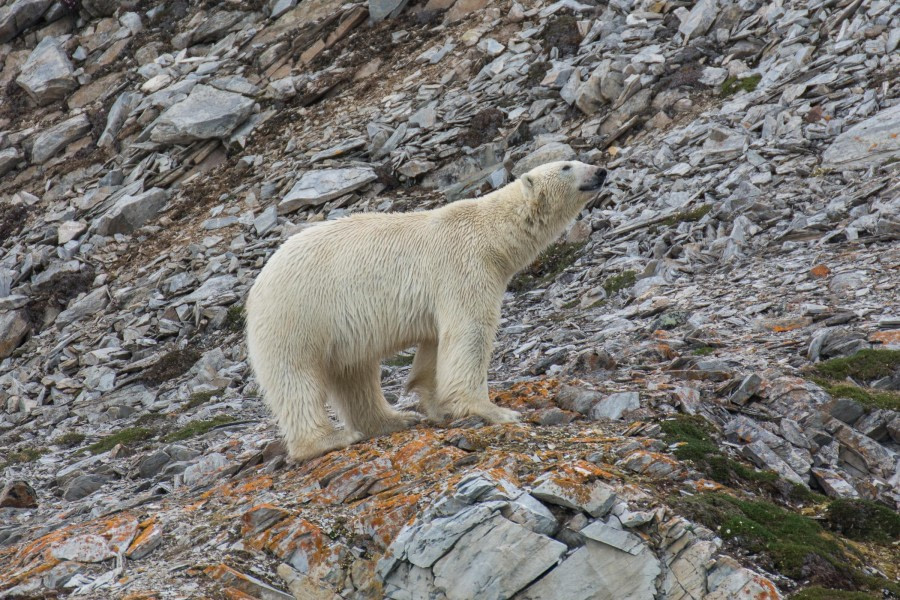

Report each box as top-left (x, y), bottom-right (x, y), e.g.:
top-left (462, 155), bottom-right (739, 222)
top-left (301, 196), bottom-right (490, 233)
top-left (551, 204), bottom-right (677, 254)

top-left (0, 480), bottom-right (38, 508)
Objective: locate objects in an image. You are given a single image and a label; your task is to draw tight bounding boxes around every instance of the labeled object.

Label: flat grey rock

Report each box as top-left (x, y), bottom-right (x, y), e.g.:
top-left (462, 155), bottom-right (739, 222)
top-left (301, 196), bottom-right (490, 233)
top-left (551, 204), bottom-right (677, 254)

top-left (589, 392), bottom-right (640, 421)
top-left (0, 0), bottom-right (53, 43)
top-left (531, 475), bottom-right (617, 518)
top-left (512, 142), bottom-right (576, 177)
top-left (279, 167), bottom-right (377, 213)
top-left (823, 104), bottom-right (900, 169)
top-left (151, 85), bottom-right (255, 144)
top-left (16, 36), bottom-right (77, 105)
top-left (0, 310), bottom-right (30, 359)
top-left (30, 114), bottom-right (91, 164)
top-left (432, 516), bottom-right (566, 600)
top-left (91, 188), bottom-right (169, 235)
top-left (0, 147), bottom-right (22, 176)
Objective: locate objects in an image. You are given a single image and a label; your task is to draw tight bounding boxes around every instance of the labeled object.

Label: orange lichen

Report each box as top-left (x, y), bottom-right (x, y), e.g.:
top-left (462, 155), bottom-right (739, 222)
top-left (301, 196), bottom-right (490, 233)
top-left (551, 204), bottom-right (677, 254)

top-left (809, 264), bottom-right (830, 278)
top-left (869, 330), bottom-right (900, 345)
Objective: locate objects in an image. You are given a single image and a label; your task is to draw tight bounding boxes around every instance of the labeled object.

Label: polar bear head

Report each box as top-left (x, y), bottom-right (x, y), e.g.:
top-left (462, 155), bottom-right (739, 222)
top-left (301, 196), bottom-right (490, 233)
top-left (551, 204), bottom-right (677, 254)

top-left (518, 160), bottom-right (607, 226)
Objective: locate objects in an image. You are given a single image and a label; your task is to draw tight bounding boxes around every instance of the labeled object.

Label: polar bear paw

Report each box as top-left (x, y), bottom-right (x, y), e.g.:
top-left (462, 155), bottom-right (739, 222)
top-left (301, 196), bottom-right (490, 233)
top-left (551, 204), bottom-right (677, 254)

top-left (469, 404), bottom-right (521, 425)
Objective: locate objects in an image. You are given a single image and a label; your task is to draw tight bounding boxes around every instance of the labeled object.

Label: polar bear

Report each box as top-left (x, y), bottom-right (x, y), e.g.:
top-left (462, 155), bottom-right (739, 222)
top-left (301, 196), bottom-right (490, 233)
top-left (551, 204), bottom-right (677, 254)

top-left (246, 160), bottom-right (607, 461)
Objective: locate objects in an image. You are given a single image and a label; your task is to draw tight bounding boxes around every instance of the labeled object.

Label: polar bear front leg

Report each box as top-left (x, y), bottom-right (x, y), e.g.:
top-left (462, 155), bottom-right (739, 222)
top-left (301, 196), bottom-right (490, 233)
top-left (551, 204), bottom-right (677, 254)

top-left (433, 324), bottom-right (520, 424)
top-left (329, 362), bottom-right (421, 438)
top-left (407, 340), bottom-right (442, 420)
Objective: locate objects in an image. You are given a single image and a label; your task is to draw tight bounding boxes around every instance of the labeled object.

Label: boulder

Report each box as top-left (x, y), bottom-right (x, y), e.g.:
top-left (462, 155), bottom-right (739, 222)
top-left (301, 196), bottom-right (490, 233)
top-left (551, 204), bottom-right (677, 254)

top-left (15, 36), bottom-right (77, 105)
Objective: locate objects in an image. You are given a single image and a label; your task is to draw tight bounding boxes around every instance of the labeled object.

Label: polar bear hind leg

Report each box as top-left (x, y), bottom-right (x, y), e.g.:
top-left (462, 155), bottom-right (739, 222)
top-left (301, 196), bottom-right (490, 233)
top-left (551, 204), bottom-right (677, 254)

top-left (328, 362), bottom-right (421, 438)
top-left (407, 340), bottom-right (442, 420)
top-left (259, 365), bottom-right (364, 462)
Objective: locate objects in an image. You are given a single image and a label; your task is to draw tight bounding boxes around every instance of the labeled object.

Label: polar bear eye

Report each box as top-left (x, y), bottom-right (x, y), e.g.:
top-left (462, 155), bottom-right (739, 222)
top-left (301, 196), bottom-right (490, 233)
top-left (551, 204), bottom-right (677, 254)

top-left (561, 165), bottom-right (571, 171)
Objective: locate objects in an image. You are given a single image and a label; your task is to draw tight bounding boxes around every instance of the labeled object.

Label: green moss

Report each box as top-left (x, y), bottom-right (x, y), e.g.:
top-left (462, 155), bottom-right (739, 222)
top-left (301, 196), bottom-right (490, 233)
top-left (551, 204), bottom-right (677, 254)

top-left (223, 304), bottom-right (245, 333)
top-left (810, 377), bottom-right (900, 412)
top-left (721, 74), bottom-right (762, 97)
top-left (658, 204), bottom-right (713, 227)
top-left (186, 388), bottom-right (226, 409)
top-left (675, 493), bottom-right (850, 581)
top-left (824, 499), bottom-right (900, 544)
top-left (792, 588), bottom-right (879, 600)
top-left (3, 446), bottom-right (46, 466)
top-left (384, 353), bottom-right (415, 368)
top-left (53, 432), bottom-right (86, 448)
top-left (692, 346), bottom-right (715, 356)
top-left (141, 347), bottom-right (202, 386)
top-left (813, 349), bottom-right (900, 383)
top-left (164, 415), bottom-right (236, 442)
top-left (135, 413), bottom-right (167, 427)
top-left (661, 415), bottom-right (780, 487)
top-left (510, 241), bottom-right (585, 293)
top-left (88, 427), bottom-right (155, 455)
top-left (602, 270), bottom-right (637, 297)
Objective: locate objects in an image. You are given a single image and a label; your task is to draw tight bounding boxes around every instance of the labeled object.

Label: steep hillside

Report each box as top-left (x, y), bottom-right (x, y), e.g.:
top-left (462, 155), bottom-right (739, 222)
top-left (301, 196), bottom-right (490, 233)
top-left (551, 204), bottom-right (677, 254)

top-left (0, 0), bottom-right (898, 598)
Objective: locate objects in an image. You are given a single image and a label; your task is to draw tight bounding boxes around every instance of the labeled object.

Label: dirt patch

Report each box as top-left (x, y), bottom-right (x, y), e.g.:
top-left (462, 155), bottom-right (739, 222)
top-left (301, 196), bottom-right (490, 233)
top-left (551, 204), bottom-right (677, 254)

top-left (540, 14), bottom-right (583, 56)
top-left (141, 347), bottom-right (202, 386)
top-left (0, 203), bottom-right (28, 245)
top-left (458, 108), bottom-right (504, 148)
top-left (0, 79), bottom-right (32, 122)
top-left (25, 265), bottom-right (96, 331)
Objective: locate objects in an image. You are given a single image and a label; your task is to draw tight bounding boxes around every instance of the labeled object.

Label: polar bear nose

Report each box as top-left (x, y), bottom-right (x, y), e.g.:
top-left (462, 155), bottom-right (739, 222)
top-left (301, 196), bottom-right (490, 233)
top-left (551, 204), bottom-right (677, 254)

top-left (579, 167), bottom-right (607, 191)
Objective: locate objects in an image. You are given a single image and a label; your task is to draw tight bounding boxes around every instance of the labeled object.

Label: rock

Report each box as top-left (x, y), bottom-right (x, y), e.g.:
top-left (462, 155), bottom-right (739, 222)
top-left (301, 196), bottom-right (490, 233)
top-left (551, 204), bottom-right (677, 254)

top-left (520, 524), bottom-right (660, 600)
top-left (811, 468), bottom-right (858, 499)
top-left (706, 556), bottom-right (783, 599)
top-left (512, 143), bottom-right (576, 177)
top-left (677, 0), bottom-right (718, 40)
top-left (0, 0), bottom-right (53, 43)
top-left (599, 89), bottom-right (652, 137)
top-left (0, 147), bottom-right (22, 176)
top-left (138, 450), bottom-right (172, 479)
top-left (50, 534), bottom-right (115, 563)
top-left (126, 521), bottom-right (163, 560)
top-left (827, 397), bottom-right (865, 425)
top-left (729, 373), bottom-right (762, 405)
top-left (394, 503), bottom-right (500, 568)
top-left (63, 474), bottom-right (109, 501)
top-left (92, 188), bottom-right (168, 236)
top-left (370, 0), bottom-right (409, 23)
top-left (182, 453), bottom-right (231, 487)
top-left (0, 480), bottom-right (38, 508)
top-left (30, 114), bottom-right (91, 164)
top-left (57, 221), bottom-right (87, 245)
top-left (0, 309), bottom-right (30, 359)
top-left (15, 36), bottom-right (77, 106)
top-left (589, 392), bottom-right (639, 420)
top-left (176, 274), bottom-right (238, 305)
top-left (279, 167), bottom-right (377, 213)
top-left (80, 0), bottom-right (117, 17)
top-left (431, 515), bottom-right (566, 600)
top-left (98, 92), bottom-right (140, 148)
top-left (56, 286), bottom-right (109, 327)
top-left (151, 85), bottom-right (255, 144)
top-left (554, 384), bottom-right (602, 414)
top-left (531, 474), bottom-right (617, 517)
top-left (823, 104), bottom-right (900, 169)
top-left (580, 520), bottom-right (645, 555)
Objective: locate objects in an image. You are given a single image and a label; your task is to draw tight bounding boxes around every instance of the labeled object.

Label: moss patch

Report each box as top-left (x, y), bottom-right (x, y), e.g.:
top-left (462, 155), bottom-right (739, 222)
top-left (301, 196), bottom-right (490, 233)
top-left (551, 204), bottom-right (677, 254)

top-left (164, 415), bottom-right (237, 442)
top-left (813, 349), bottom-right (900, 383)
top-left (1, 446), bottom-right (46, 469)
top-left (810, 378), bottom-right (900, 412)
top-left (510, 241), bottom-right (585, 293)
top-left (141, 347), bottom-right (202, 386)
top-left (53, 433), bottom-right (86, 448)
top-left (384, 353), bottom-right (414, 368)
top-left (458, 108), bottom-right (504, 148)
top-left (0, 202), bottom-right (28, 244)
top-left (792, 588), bottom-right (879, 600)
top-left (692, 346), bottom-right (715, 356)
top-left (223, 304), bottom-right (245, 333)
top-left (675, 493), bottom-right (852, 585)
top-left (661, 415), bottom-right (779, 487)
top-left (602, 270), bottom-right (637, 297)
top-left (186, 388), bottom-right (226, 410)
top-left (824, 499), bottom-right (900, 544)
top-left (88, 427), bottom-right (156, 455)
top-left (721, 74), bottom-right (762, 97)
top-left (658, 204), bottom-right (713, 228)
top-left (526, 61), bottom-right (550, 85)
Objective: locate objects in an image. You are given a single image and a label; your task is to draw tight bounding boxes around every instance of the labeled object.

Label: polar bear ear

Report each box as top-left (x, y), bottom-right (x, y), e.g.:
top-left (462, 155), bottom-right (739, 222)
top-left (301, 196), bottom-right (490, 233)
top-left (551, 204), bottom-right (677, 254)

top-left (521, 174), bottom-right (536, 194)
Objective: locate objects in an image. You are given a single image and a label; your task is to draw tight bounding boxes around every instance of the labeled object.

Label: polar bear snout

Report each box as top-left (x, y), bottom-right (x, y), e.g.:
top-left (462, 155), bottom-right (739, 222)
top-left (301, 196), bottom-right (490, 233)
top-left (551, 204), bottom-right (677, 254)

top-left (578, 166), bottom-right (607, 192)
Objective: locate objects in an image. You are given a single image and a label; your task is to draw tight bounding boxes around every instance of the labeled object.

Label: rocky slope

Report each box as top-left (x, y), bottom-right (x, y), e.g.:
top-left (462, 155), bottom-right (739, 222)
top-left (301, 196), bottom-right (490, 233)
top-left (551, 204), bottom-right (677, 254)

top-left (1, 0), bottom-right (899, 598)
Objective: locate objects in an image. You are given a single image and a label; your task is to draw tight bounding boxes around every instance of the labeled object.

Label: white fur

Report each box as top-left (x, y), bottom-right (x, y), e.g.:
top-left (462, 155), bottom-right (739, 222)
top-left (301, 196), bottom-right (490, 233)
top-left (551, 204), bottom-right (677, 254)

top-left (246, 161), bottom-right (605, 461)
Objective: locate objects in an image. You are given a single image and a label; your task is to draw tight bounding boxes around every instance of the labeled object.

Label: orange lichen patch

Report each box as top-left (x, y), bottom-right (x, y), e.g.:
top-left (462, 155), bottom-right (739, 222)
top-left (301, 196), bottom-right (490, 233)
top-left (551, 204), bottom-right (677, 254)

top-left (759, 316), bottom-right (812, 332)
top-left (350, 492), bottom-right (422, 549)
top-left (184, 498), bottom-right (209, 512)
top-left (694, 479), bottom-right (726, 492)
top-left (415, 446), bottom-right (468, 472)
top-left (257, 517), bottom-right (344, 577)
top-left (810, 264), bottom-right (831, 278)
top-left (122, 593), bottom-right (160, 600)
top-left (389, 431), bottom-right (445, 471)
top-left (224, 588), bottom-right (258, 600)
top-left (305, 457), bottom-right (401, 505)
top-left (219, 475), bottom-right (275, 499)
top-left (748, 574), bottom-right (781, 599)
top-left (105, 515), bottom-right (141, 554)
top-left (491, 379), bottom-right (559, 410)
top-left (869, 330), bottom-right (900, 345)
top-left (552, 460), bottom-right (611, 482)
top-left (240, 503), bottom-right (291, 538)
top-left (126, 521), bottom-right (162, 557)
